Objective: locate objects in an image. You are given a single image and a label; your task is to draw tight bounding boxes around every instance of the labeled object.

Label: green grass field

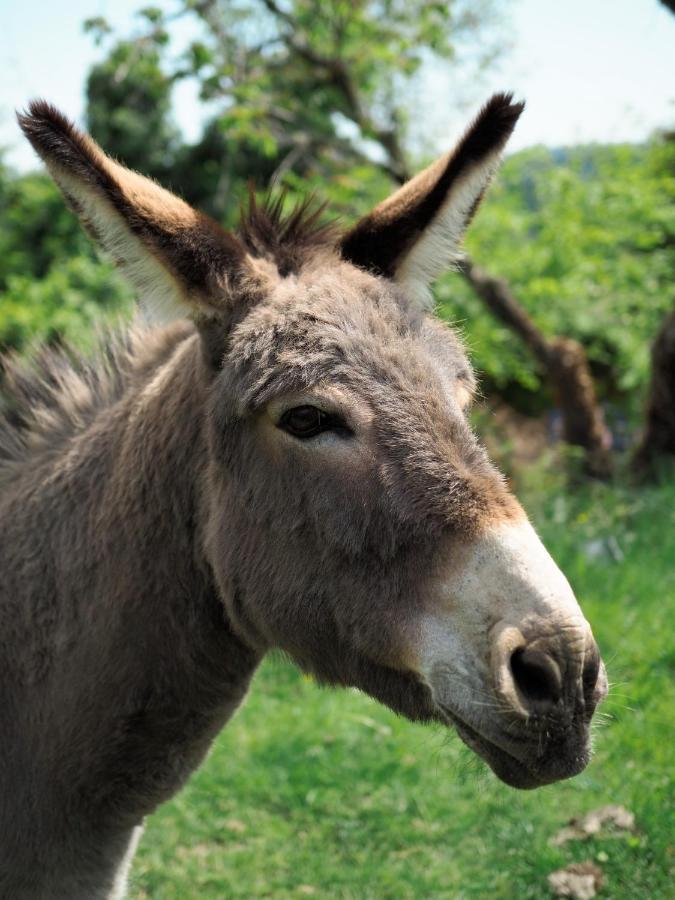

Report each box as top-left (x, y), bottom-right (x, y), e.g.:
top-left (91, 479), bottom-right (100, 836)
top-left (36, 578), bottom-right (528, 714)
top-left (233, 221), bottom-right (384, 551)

top-left (130, 475), bottom-right (674, 899)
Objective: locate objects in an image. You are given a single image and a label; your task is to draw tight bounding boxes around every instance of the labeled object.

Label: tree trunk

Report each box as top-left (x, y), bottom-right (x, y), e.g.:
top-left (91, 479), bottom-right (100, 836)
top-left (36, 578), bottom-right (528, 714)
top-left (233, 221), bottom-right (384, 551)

top-left (459, 258), bottom-right (613, 477)
top-left (631, 309), bottom-right (675, 477)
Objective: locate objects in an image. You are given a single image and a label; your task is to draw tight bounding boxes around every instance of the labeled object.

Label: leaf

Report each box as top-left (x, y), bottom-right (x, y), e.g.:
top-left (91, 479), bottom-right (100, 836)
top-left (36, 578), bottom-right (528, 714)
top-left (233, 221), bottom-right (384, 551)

top-left (82, 16), bottom-right (112, 45)
top-left (189, 41), bottom-right (213, 70)
top-left (138, 6), bottom-right (164, 25)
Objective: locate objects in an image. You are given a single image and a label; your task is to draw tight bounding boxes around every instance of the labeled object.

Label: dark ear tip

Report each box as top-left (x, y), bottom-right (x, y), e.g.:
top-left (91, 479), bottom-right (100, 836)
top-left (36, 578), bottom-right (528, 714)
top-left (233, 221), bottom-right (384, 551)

top-left (486, 91), bottom-right (526, 111)
top-left (463, 92), bottom-right (524, 153)
top-left (16, 100), bottom-right (77, 150)
top-left (482, 92), bottom-right (525, 127)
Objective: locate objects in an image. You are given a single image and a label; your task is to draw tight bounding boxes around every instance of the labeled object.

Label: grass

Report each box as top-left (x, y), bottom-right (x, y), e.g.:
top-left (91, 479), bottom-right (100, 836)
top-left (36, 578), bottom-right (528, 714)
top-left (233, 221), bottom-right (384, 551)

top-left (130, 473), bottom-right (675, 898)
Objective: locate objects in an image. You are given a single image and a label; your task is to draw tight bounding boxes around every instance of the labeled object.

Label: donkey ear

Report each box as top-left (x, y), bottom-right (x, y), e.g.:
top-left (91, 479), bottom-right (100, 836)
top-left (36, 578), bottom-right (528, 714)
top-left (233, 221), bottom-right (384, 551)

top-left (18, 101), bottom-right (246, 323)
top-left (340, 93), bottom-right (524, 308)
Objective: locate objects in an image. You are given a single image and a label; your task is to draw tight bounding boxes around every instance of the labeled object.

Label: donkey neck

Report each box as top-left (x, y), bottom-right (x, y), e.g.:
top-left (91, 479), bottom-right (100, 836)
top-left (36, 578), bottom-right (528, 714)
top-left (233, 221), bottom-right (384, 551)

top-left (0, 324), bottom-right (258, 895)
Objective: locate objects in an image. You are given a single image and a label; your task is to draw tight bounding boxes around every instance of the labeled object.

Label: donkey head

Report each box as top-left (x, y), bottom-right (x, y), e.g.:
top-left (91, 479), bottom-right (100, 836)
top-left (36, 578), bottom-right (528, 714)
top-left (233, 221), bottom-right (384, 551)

top-left (20, 95), bottom-right (606, 789)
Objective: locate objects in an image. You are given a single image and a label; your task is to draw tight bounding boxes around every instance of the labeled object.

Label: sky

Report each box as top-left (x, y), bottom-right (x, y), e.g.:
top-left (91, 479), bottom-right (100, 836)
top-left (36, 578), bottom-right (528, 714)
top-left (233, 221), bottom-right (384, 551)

top-left (0, 0), bottom-right (674, 172)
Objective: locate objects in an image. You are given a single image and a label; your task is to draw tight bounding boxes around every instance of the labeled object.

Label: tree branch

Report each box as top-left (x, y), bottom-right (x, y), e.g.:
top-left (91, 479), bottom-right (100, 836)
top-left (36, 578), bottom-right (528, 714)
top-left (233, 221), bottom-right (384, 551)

top-left (458, 258), bottom-right (613, 476)
top-left (260, 0), bottom-right (410, 182)
top-left (457, 258), bottom-right (551, 364)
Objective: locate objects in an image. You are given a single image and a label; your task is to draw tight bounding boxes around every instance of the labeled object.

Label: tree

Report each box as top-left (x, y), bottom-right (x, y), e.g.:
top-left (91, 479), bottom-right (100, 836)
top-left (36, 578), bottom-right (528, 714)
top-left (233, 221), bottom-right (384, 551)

top-left (456, 258), bottom-right (613, 477)
top-left (448, 141), bottom-right (673, 475)
top-left (0, 156), bottom-right (131, 354)
top-left (84, 1), bottom-right (503, 198)
top-left (84, 12), bottom-right (180, 183)
top-left (632, 310), bottom-right (675, 475)
top-left (629, 0), bottom-right (675, 475)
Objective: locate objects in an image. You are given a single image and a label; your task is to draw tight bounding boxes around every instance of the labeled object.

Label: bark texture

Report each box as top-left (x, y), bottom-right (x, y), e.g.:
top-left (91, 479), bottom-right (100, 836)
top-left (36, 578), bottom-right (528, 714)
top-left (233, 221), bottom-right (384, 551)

top-left (459, 258), bottom-right (613, 477)
top-left (632, 309), bottom-right (675, 477)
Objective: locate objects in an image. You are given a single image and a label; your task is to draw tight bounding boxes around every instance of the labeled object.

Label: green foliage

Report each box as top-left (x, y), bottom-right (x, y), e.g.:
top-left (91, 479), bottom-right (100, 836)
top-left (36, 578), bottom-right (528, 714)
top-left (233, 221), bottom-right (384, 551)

top-left (0, 162), bottom-right (131, 353)
top-left (437, 141), bottom-right (675, 410)
top-left (69, 0), bottom-right (672, 418)
top-left (171, 0), bottom-right (496, 149)
top-left (0, 0), bottom-right (504, 353)
top-left (0, 256), bottom-right (131, 353)
top-left (80, 0), bottom-right (503, 205)
top-left (0, 166), bottom-right (89, 287)
top-left (171, 118), bottom-right (282, 224)
top-left (2, 135), bottom-right (672, 407)
top-left (85, 39), bottom-right (180, 182)
top-left (3, 1), bottom-right (672, 415)
top-left (129, 477), bottom-right (675, 898)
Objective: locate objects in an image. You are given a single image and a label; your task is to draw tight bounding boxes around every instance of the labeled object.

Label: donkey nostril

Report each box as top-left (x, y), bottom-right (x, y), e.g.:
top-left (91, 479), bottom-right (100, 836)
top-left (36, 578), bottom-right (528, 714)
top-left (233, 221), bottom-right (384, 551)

top-left (582, 642), bottom-right (602, 705)
top-left (510, 647), bottom-right (562, 709)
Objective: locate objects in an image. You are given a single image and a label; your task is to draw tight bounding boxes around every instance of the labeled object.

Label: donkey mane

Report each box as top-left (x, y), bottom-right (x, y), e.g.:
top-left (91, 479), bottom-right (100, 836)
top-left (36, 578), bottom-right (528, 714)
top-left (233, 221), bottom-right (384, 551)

top-left (238, 192), bottom-right (339, 275)
top-left (0, 321), bottom-right (192, 478)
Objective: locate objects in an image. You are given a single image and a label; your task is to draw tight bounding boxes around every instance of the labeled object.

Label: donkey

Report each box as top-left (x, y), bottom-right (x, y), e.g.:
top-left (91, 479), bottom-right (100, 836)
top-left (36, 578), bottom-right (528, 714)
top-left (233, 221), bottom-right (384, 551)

top-left (1, 94), bottom-right (606, 898)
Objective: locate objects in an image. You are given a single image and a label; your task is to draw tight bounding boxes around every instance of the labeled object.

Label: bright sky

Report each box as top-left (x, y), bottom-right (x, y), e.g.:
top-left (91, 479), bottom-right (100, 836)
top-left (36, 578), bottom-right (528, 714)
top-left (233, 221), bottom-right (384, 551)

top-left (1, 0), bottom-right (674, 172)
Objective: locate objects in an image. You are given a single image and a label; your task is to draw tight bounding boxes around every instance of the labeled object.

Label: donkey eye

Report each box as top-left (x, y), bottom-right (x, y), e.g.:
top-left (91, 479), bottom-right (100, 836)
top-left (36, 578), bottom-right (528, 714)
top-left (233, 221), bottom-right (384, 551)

top-left (278, 405), bottom-right (349, 440)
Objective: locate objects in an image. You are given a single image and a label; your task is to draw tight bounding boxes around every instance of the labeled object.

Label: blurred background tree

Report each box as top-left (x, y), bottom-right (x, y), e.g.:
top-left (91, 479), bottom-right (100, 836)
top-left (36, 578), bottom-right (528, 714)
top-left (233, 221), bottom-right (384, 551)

top-left (85, 29), bottom-right (180, 183)
top-left (83, 0), bottom-right (504, 218)
top-left (0, 152), bottom-right (131, 352)
top-left (630, 0), bottom-right (675, 476)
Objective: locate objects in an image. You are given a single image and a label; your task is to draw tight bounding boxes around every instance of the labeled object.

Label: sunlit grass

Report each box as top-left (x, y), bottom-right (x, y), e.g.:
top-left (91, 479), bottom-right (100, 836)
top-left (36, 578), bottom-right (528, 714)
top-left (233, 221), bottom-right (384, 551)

top-left (131, 476), bottom-right (675, 898)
